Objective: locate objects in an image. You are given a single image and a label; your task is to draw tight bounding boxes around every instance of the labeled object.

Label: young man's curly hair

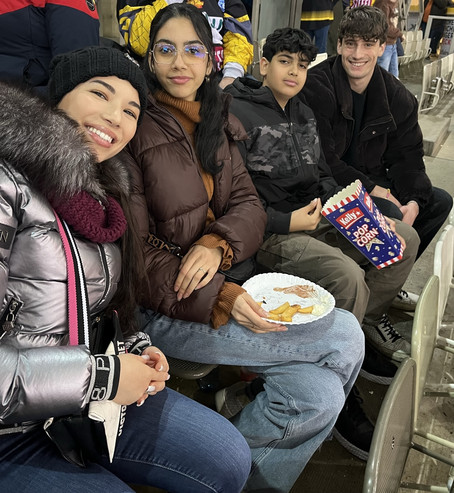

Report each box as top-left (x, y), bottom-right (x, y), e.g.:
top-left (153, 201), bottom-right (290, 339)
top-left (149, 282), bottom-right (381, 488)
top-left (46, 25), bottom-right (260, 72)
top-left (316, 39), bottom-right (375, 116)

top-left (338, 6), bottom-right (388, 45)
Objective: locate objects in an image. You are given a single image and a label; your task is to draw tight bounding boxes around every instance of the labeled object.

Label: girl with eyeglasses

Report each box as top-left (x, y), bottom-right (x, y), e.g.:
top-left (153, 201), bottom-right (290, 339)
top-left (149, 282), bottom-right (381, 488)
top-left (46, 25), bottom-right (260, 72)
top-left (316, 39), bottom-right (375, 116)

top-left (126, 4), bottom-right (364, 492)
top-left (127, 2), bottom-right (268, 332)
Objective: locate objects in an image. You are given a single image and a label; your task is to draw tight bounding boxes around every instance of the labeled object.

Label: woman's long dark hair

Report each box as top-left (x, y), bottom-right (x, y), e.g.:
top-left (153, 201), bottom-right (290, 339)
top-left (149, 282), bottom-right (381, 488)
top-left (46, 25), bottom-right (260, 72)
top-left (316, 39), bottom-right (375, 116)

top-left (99, 161), bottom-right (149, 337)
top-left (143, 3), bottom-right (228, 175)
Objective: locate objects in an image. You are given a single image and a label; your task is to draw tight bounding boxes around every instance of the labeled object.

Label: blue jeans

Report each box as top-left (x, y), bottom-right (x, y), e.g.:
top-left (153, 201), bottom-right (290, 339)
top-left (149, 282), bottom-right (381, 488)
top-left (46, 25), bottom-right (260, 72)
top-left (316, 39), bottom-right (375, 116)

top-left (138, 307), bottom-right (364, 492)
top-left (0, 388), bottom-right (251, 493)
top-left (378, 43), bottom-right (399, 78)
top-left (301, 24), bottom-right (331, 53)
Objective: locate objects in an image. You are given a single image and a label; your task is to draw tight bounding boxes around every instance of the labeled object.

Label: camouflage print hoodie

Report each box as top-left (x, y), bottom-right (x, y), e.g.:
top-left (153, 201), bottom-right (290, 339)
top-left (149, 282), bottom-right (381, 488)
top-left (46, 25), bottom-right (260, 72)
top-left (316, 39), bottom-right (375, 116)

top-left (226, 77), bottom-right (341, 235)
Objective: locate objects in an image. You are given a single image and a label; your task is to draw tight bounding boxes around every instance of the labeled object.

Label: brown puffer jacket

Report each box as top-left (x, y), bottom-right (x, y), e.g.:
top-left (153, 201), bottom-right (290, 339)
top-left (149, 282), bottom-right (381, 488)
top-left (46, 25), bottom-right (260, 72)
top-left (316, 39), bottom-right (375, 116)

top-left (125, 93), bottom-right (267, 325)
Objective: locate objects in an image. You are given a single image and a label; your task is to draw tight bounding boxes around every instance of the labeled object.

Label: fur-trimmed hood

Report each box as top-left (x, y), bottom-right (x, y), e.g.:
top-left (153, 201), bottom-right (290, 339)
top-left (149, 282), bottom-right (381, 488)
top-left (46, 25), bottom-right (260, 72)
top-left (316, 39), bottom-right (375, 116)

top-left (0, 82), bottom-right (130, 202)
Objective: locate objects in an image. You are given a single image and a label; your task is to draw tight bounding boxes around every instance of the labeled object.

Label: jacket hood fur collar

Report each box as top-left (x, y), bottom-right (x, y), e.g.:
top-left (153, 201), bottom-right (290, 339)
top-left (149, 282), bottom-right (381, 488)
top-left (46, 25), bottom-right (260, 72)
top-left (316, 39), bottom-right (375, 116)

top-left (0, 82), bottom-right (129, 202)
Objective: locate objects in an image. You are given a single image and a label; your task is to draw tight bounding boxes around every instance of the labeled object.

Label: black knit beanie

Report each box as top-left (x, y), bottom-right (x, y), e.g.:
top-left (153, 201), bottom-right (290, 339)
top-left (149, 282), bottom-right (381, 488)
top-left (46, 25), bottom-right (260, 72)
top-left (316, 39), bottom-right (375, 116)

top-left (48, 46), bottom-right (148, 123)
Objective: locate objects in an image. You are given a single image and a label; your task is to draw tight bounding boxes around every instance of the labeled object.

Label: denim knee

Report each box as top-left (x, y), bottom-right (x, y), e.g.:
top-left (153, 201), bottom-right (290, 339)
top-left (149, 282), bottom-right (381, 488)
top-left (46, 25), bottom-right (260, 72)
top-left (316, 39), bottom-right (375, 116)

top-left (312, 382), bottom-right (346, 427)
top-left (320, 309), bottom-right (364, 386)
top-left (214, 431), bottom-right (251, 493)
top-left (262, 357), bottom-right (351, 421)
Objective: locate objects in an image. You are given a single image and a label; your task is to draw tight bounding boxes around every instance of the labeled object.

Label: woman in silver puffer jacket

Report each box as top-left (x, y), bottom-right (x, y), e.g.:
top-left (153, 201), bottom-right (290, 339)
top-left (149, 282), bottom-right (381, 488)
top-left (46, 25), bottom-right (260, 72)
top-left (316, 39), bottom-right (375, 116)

top-left (0, 46), bottom-right (250, 493)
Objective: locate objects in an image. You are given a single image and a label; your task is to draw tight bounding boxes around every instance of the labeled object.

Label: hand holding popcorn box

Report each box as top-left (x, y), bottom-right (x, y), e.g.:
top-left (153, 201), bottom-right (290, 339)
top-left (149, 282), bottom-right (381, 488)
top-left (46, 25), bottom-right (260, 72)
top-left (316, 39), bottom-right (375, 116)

top-left (321, 180), bottom-right (403, 269)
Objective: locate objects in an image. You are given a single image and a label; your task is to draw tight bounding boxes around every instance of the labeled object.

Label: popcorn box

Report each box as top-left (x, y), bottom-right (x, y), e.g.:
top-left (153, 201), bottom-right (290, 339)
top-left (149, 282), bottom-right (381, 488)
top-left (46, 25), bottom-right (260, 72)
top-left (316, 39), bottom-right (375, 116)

top-left (321, 180), bottom-right (403, 269)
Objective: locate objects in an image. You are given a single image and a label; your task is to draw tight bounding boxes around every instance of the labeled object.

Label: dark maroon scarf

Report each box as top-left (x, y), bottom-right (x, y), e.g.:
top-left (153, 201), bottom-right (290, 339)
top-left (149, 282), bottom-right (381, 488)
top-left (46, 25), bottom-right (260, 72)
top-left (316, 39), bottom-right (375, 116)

top-left (54, 191), bottom-right (127, 243)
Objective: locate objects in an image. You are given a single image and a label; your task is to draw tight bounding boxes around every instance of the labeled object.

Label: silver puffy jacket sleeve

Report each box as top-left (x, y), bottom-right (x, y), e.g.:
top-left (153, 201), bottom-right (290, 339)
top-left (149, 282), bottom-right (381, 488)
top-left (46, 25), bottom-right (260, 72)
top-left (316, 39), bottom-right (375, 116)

top-left (0, 344), bottom-right (93, 425)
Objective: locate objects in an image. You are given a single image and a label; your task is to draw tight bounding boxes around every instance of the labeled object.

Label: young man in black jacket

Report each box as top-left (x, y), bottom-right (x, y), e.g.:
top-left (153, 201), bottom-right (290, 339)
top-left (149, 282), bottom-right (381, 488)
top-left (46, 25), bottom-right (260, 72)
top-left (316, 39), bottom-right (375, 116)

top-left (226, 26), bottom-right (419, 461)
top-left (300, 6), bottom-right (452, 262)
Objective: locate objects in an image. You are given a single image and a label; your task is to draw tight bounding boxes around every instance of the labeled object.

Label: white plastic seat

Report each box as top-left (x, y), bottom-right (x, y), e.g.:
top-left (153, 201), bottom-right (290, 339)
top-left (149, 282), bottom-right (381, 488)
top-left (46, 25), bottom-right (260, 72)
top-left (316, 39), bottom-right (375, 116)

top-left (440, 56), bottom-right (454, 94)
top-left (411, 275), bottom-right (454, 405)
top-left (311, 52), bottom-right (328, 68)
top-left (363, 357), bottom-right (454, 493)
top-left (414, 39), bottom-right (424, 60)
top-left (419, 59), bottom-right (442, 112)
top-left (433, 224), bottom-right (454, 349)
top-left (423, 36), bottom-right (432, 58)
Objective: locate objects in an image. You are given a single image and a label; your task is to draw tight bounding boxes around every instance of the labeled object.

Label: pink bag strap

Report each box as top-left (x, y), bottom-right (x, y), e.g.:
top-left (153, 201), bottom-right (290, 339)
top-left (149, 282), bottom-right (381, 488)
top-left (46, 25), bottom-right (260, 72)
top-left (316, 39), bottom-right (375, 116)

top-left (54, 212), bottom-right (90, 348)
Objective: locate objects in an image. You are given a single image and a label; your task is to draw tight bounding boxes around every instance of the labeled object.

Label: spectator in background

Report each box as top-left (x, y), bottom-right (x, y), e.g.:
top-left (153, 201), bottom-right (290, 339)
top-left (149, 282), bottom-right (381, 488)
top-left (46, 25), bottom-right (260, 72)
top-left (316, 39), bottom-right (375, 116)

top-left (375, 0), bottom-right (402, 77)
top-left (328, 0), bottom-right (347, 56)
top-left (300, 0), bottom-right (340, 53)
top-left (0, 0), bottom-right (99, 93)
top-left (421, 0), bottom-right (454, 57)
top-left (350, 0), bottom-right (375, 6)
top-left (118, 0), bottom-right (253, 88)
top-left (241, 0), bottom-right (253, 19)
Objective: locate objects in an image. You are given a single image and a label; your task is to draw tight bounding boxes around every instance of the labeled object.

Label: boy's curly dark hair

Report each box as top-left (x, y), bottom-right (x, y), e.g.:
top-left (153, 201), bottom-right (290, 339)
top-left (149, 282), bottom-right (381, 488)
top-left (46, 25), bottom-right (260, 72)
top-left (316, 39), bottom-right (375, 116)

top-left (262, 27), bottom-right (318, 63)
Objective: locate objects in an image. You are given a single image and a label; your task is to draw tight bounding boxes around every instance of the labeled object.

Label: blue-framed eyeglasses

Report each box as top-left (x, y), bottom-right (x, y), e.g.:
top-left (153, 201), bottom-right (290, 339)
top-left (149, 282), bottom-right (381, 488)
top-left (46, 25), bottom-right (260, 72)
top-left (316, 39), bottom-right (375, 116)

top-left (152, 43), bottom-right (208, 65)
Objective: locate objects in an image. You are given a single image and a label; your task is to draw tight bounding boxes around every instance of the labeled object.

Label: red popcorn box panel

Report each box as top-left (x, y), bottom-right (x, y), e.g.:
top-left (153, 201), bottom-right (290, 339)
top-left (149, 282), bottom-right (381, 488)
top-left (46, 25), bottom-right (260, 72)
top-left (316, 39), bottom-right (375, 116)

top-left (321, 180), bottom-right (403, 269)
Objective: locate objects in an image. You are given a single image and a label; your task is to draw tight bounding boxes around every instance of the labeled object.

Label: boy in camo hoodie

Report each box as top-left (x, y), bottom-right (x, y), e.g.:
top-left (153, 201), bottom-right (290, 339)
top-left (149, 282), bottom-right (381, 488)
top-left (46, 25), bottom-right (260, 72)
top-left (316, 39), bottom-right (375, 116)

top-left (226, 26), bottom-right (419, 461)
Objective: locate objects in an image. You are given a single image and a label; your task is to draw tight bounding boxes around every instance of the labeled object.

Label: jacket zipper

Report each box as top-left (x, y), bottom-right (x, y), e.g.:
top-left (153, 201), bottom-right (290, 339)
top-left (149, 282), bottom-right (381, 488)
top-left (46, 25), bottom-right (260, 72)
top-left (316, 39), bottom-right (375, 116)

top-left (289, 121), bottom-right (304, 169)
top-left (0, 297), bottom-right (23, 338)
top-left (98, 244), bottom-right (110, 303)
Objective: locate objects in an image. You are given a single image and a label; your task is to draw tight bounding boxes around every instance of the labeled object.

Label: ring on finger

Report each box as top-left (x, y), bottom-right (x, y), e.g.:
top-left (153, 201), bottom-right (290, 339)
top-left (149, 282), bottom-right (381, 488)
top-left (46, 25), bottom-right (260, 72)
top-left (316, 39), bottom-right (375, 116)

top-left (197, 268), bottom-right (206, 274)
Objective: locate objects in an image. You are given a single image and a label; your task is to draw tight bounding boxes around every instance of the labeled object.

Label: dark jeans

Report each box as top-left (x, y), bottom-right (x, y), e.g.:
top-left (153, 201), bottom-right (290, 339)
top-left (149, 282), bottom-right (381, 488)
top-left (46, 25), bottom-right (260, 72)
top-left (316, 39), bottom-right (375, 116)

top-left (372, 186), bottom-right (452, 259)
top-left (421, 19), bottom-right (447, 55)
top-left (429, 19), bottom-right (447, 55)
top-left (0, 388), bottom-right (251, 493)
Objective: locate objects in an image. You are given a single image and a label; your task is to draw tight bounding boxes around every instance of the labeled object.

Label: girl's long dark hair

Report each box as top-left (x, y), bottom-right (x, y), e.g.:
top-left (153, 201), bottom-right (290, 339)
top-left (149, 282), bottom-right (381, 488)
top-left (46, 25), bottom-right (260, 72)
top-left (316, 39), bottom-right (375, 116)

top-left (143, 3), bottom-right (227, 175)
top-left (99, 161), bottom-right (149, 336)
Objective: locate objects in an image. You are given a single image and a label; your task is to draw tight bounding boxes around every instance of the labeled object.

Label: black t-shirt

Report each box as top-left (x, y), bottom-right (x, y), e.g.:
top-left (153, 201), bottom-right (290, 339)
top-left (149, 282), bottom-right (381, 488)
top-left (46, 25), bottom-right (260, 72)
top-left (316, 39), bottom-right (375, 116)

top-left (342, 89), bottom-right (367, 169)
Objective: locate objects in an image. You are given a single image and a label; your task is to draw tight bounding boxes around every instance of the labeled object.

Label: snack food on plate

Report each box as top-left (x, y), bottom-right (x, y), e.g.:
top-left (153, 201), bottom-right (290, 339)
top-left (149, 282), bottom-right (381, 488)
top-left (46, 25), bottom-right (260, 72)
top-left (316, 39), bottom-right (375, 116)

top-left (244, 272), bottom-right (335, 325)
top-left (267, 302), bottom-right (314, 322)
top-left (273, 285), bottom-right (317, 298)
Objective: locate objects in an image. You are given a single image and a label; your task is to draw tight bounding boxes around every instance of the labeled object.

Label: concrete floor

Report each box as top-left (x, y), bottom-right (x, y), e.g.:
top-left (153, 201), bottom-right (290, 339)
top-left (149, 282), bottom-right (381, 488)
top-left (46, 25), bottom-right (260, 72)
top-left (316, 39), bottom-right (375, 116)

top-left (132, 59), bottom-right (454, 493)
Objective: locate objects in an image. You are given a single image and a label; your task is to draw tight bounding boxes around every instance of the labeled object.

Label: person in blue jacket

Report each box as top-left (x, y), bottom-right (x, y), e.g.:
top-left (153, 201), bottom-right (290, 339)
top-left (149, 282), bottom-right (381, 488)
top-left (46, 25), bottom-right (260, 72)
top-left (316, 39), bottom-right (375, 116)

top-left (0, 0), bottom-right (99, 92)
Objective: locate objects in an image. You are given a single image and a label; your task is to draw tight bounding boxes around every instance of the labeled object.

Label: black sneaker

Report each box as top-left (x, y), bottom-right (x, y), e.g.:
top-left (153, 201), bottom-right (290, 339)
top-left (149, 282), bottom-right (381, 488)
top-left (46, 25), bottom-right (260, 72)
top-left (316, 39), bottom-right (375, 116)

top-left (215, 381), bottom-right (251, 420)
top-left (359, 341), bottom-right (398, 385)
top-left (362, 314), bottom-right (411, 362)
top-left (333, 386), bottom-right (374, 461)
top-left (215, 377), bottom-right (264, 420)
top-left (197, 367), bottom-right (221, 393)
top-left (391, 289), bottom-right (419, 312)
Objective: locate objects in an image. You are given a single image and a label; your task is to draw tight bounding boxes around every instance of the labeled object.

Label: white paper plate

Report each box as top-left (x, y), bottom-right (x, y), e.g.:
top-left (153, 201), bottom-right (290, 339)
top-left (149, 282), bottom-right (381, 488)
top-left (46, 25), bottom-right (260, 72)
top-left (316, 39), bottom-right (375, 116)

top-left (243, 273), bottom-right (335, 325)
